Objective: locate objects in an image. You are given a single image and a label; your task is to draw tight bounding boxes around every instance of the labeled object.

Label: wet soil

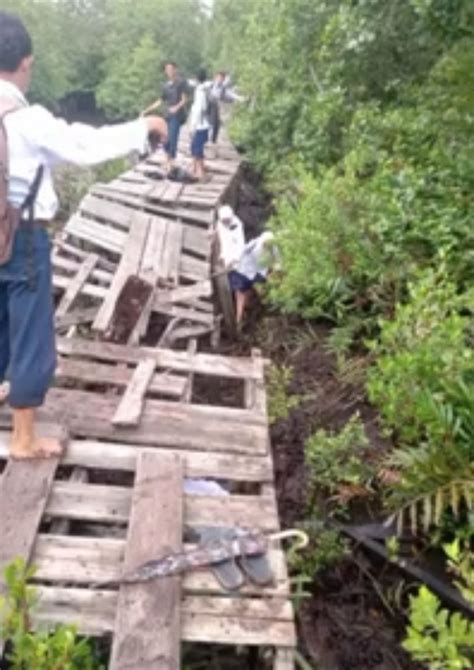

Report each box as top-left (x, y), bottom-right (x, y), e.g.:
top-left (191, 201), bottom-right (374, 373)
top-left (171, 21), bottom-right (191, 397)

top-left (229, 308), bottom-right (420, 670)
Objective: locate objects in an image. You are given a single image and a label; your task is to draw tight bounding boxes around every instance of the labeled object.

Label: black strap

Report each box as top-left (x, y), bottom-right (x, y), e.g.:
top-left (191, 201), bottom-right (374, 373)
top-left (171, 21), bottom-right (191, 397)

top-left (20, 165), bottom-right (44, 290)
top-left (21, 165), bottom-right (44, 221)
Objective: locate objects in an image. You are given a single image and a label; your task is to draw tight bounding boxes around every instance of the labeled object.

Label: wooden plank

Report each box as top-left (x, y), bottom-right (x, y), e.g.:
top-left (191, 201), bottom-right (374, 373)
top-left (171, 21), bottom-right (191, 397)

top-left (152, 302), bottom-right (214, 327)
top-left (56, 253), bottom-right (99, 318)
top-left (182, 225), bottom-right (210, 258)
top-left (139, 217), bottom-right (168, 284)
top-left (53, 274), bottom-right (107, 300)
top-left (56, 357), bottom-right (186, 398)
top-left (109, 452), bottom-right (183, 670)
top-left (274, 649), bottom-right (296, 670)
top-left (159, 180), bottom-right (183, 203)
top-left (112, 358), bottom-right (156, 427)
top-left (33, 588), bottom-right (296, 646)
top-left (55, 307), bottom-right (99, 332)
top-left (90, 185), bottom-right (213, 227)
top-left (179, 253), bottom-right (209, 281)
top-left (107, 179), bottom-right (154, 198)
top-left (93, 213), bottom-right (151, 333)
top-left (154, 280), bottom-right (212, 307)
top-left (65, 213), bottom-right (126, 255)
top-left (52, 252), bottom-right (113, 285)
top-left (9, 388), bottom-right (268, 454)
top-left (56, 337), bottom-right (264, 380)
top-left (80, 194), bottom-right (135, 230)
top-left (44, 481), bottom-right (278, 530)
top-left (0, 434), bottom-right (273, 482)
top-left (159, 221), bottom-right (183, 285)
top-left (54, 239), bottom-right (116, 272)
top-left (32, 535), bottom-right (289, 596)
top-left (0, 453), bottom-right (60, 608)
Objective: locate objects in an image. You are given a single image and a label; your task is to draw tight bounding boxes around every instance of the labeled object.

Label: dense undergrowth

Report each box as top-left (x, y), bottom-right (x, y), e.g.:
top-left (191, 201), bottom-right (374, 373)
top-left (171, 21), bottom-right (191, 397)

top-left (209, 0), bottom-right (474, 667)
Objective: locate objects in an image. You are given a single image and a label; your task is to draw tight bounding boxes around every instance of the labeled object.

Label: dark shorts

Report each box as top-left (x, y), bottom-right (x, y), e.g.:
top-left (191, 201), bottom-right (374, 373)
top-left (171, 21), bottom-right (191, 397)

top-left (229, 271), bottom-right (266, 293)
top-left (191, 129), bottom-right (209, 159)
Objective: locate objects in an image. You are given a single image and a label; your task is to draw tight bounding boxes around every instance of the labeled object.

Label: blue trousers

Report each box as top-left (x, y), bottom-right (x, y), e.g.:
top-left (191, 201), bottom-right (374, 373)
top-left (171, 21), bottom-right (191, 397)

top-left (0, 228), bottom-right (56, 407)
top-left (165, 115), bottom-right (182, 159)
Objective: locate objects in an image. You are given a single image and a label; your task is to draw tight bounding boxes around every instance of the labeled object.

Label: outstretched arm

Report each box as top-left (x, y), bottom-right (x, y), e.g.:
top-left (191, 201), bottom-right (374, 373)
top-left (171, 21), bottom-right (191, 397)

top-left (30, 106), bottom-right (167, 167)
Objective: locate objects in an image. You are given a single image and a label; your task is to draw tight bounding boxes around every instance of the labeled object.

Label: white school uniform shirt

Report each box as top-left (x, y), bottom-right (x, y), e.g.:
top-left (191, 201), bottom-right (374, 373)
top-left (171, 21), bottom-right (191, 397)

top-left (0, 80), bottom-right (149, 220)
top-left (217, 216), bottom-right (245, 269)
top-left (237, 232), bottom-right (278, 280)
top-left (188, 82), bottom-right (211, 134)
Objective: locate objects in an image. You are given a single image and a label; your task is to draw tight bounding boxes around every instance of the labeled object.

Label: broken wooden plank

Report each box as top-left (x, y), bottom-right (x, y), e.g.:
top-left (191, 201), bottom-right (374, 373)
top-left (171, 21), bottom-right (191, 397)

top-left (112, 358), bottom-right (156, 427)
top-left (109, 452), bottom-right (183, 670)
top-left (93, 213), bottom-right (151, 333)
top-left (55, 253), bottom-right (99, 318)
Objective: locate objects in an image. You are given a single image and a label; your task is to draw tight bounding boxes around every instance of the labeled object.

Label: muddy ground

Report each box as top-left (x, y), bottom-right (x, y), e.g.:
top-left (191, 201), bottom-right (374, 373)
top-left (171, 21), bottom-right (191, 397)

top-left (226, 172), bottom-right (421, 670)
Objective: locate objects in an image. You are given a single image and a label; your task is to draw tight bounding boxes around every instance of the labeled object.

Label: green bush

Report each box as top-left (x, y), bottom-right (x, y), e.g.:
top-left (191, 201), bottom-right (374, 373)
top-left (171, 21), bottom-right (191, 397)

top-left (266, 363), bottom-right (301, 424)
top-left (0, 559), bottom-right (103, 670)
top-left (402, 540), bottom-right (474, 669)
top-left (305, 413), bottom-right (376, 512)
top-left (367, 268), bottom-right (473, 445)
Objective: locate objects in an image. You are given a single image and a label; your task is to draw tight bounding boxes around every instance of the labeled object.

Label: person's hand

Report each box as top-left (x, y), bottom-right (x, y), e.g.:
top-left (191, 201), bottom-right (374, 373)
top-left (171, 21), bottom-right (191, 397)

top-left (168, 104), bottom-right (179, 115)
top-left (146, 116), bottom-right (168, 142)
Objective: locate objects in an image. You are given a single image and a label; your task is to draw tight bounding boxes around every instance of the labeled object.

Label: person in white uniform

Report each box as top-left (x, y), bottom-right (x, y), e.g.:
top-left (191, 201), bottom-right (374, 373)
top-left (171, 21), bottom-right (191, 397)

top-left (0, 11), bottom-right (167, 460)
top-left (230, 231), bottom-right (278, 325)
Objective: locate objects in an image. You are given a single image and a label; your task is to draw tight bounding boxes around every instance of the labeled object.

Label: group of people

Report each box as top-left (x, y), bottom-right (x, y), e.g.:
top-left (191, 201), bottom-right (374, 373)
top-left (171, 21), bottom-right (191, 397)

top-left (216, 205), bottom-right (278, 327)
top-left (142, 62), bottom-right (239, 181)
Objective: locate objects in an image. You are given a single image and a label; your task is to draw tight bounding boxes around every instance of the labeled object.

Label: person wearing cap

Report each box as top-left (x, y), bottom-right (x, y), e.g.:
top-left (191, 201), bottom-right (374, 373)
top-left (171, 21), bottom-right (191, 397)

top-left (230, 231), bottom-right (278, 325)
top-left (0, 11), bottom-right (167, 460)
top-left (216, 204), bottom-right (245, 271)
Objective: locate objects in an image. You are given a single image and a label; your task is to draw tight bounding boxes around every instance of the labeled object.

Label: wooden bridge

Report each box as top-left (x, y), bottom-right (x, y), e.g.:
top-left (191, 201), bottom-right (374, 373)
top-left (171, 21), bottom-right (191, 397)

top-left (0, 132), bottom-right (296, 670)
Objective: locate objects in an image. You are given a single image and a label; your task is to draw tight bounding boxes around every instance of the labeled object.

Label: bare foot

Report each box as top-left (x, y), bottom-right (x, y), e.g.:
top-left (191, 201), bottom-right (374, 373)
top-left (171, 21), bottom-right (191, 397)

top-left (10, 436), bottom-right (63, 460)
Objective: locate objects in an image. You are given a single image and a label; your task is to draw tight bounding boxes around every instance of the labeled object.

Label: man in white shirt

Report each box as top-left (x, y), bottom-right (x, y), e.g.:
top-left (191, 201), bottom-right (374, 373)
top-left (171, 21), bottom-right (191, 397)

top-left (0, 11), bottom-right (167, 460)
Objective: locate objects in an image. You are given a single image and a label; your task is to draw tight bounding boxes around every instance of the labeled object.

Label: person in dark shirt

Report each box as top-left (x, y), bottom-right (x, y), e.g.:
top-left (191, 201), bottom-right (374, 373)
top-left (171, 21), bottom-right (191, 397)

top-left (142, 61), bottom-right (188, 170)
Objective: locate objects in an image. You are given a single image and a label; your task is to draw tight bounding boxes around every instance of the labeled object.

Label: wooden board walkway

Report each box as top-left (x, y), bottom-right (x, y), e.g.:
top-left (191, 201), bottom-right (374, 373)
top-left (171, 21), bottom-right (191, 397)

top-left (0, 130), bottom-right (296, 668)
top-left (53, 130), bottom-right (240, 344)
top-left (0, 344), bottom-right (295, 667)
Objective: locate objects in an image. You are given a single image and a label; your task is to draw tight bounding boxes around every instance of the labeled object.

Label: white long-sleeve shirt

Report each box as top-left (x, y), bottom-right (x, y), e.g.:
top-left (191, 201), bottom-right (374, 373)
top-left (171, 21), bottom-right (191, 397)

top-left (217, 217), bottom-right (245, 268)
top-left (1, 80), bottom-right (149, 220)
top-left (189, 83), bottom-right (211, 133)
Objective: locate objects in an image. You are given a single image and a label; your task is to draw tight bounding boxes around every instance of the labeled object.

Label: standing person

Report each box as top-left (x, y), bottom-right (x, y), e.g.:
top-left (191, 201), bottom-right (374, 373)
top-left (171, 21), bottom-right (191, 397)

top-left (142, 61), bottom-right (188, 172)
top-left (0, 11), bottom-right (167, 459)
top-left (189, 68), bottom-right (211, 181)
top-left (209, 71), bottom-right (226, 144)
